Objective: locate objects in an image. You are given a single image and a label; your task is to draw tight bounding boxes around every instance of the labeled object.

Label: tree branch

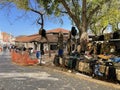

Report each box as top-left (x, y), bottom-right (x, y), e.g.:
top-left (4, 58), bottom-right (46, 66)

top-left (30, 8), bottom-right (43, 15)
top-left (37, 18), bottom-right (42, 25)
top-left (59, 0), bottom-right (81, 30)
top-left (60, 11), bottom-right (68, 13)
top-left (30, 8), bottom-right (44, 29)
top-left (87, 0), bottom-right (110, 25)
top-left (72, 0), bottom-right (76, 8)
top-left (102, 26), bottom-right (107, 34)
top-left (72, 0), bottom-right (79, 19)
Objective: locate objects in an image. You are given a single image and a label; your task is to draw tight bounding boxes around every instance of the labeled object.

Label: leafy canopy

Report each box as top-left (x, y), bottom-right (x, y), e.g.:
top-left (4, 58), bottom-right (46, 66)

top-left (0, 0), bottom-right (120, 35)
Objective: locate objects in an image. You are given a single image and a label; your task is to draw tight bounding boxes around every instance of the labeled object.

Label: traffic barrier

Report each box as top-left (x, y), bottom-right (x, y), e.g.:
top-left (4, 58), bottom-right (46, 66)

top-left (11, 50), bottom-right (38, 66)
top-left (16, 53), bottom-right (22, 63)
top-left (19, 51), bottom-right (38, 65)
top-left (0, 48), bottom-right (2, 52)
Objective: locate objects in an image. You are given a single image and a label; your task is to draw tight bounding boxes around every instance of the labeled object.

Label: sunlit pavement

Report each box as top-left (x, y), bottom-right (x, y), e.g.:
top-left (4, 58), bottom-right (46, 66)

top-left (0, 51), bottom-right (120, 90)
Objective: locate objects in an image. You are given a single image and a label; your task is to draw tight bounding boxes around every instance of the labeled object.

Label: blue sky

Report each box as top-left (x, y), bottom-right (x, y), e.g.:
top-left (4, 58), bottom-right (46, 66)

top-left (0, 4), bottom-right (72, 37)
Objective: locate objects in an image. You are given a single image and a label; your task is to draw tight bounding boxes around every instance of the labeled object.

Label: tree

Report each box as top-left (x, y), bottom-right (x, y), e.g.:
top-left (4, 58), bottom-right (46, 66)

top-left (90, 0), bottom-right (120, 35)
top-left (1, 0), bottom-right (116, 33)
top-left (1, 0), bottom-right (120, 51)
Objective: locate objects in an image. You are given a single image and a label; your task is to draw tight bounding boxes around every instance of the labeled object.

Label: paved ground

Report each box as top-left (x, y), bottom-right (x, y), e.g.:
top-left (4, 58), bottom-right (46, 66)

top-left (0, 51), bottom-right (120, 90)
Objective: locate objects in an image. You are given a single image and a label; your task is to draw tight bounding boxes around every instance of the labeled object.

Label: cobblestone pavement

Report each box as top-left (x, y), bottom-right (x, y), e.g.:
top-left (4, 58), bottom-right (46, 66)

top-left (0, 51), bottom-right (120, 90)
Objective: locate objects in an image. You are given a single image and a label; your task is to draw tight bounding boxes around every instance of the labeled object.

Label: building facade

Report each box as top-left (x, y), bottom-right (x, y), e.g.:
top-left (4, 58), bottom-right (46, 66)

top-left (15, 28), bottom-right (69, 53)
top-left (0, 31), bottom-right (15, 46)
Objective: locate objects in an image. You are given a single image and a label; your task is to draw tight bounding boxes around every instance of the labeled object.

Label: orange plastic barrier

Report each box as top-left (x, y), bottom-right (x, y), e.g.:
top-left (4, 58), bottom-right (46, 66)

top-left (0, 48), bottom-right (2, 52)
top-left (11, 50), bottom-right (38, 66)
top-left (16, 53), bottom-right (22, 63)
top-left (27, 57), bottom-right (38, 65)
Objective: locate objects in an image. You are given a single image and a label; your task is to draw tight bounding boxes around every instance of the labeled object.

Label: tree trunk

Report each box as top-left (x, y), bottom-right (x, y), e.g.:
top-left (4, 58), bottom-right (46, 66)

top-left (48, 42), bottom-right (51, 57)
top-left (78, 0), bottom-right (88, 38)
top-left (82, 0), bottom-right (87, 33)
top-left (101, 26), bottom-right (107, 34)
top-left (80, 0), bottom-right (88, 53)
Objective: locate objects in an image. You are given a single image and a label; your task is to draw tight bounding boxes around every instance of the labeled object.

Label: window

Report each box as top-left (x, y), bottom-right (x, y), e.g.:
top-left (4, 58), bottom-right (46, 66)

top-left (50, 45), bottom-right (58, 50)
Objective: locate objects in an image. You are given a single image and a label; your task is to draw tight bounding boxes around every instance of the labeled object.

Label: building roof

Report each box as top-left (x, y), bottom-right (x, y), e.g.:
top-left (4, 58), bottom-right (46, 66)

top-left (33, 34), bottom-right (58, 43)
top-left (15, 34), bottom-right (68, 43)
top-left (15, 34), bottom-right (58, 43)
top-left (47, 28), bottom-right (69, 34)
top-left (15, 28), bottom-right (69, 43)
top-left (15, 35), bottom-right (40, 43)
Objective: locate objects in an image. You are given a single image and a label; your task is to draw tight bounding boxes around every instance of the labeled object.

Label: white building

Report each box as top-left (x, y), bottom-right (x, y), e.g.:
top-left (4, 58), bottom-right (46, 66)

top-left (0, 30), bottom-right (15, 46)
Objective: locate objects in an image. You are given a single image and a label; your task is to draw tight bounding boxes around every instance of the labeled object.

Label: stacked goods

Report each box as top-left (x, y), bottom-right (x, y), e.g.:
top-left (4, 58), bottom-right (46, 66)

top-left (64, 56), bottom-right (70, 67)
top-left (93, 60), bottom-right (116, 80)
top-left (53, 39), bottom-right (120, 83)
top-left (113, 30), bottom-right (120, 39)
top-left (62, 55), bottom-right (78, 69)
top-left (53, 53), bottom-right (120, 82)
top-left (113, 58), bottom-right (120, 81)
top-left (53, 55), bottom-right (60, 66)
top-left (104, 33), bottom-right (112, 41)
top-left (116, 69), bottom-right (120, 81)
top-left (77, 61), bottom-right (92, 74)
